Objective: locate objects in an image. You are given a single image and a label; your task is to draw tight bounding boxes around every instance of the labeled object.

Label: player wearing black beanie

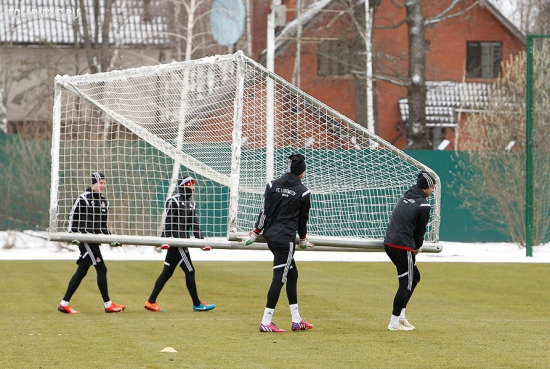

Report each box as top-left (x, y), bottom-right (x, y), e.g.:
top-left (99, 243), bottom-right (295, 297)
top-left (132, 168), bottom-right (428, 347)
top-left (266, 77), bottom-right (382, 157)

top-left (58, 171), bottom-right (126, 314)
top-left (383, 170), bottom-right (436, 332)
top-left (242, 154), bottom-right (314, 333)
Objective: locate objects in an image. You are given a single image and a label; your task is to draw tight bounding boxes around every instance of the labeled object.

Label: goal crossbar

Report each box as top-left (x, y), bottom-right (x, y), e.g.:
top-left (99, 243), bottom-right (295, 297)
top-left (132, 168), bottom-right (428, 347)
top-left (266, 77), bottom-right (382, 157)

top-left (48, 232), bottom-right (442, 253)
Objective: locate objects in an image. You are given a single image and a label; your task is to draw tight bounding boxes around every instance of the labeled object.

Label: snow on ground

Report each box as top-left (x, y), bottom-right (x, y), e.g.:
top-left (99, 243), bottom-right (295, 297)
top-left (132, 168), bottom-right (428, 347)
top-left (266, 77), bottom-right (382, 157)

top-left (1, 231), bottom-right (549, 263)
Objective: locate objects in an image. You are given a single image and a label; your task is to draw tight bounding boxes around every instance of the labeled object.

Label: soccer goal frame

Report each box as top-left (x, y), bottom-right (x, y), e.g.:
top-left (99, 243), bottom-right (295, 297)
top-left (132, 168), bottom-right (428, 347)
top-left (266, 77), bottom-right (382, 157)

top-left (49, 51), bottom-right (442, 253)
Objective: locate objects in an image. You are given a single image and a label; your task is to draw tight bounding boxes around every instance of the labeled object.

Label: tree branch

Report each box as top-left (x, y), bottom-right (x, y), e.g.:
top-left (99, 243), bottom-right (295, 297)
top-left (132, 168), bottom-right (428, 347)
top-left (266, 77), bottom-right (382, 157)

top-left (425, 0), bottom-right (479, 27)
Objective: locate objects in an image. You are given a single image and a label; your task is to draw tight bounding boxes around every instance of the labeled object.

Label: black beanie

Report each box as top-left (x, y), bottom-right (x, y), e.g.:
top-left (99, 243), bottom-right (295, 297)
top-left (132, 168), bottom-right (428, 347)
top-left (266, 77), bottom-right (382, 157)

top-left (287, 154), bottom-right (306, 175)
top-left (416, 171), bottom-right (436, 189)
top-left (91, 171), bottom-right (106, 184)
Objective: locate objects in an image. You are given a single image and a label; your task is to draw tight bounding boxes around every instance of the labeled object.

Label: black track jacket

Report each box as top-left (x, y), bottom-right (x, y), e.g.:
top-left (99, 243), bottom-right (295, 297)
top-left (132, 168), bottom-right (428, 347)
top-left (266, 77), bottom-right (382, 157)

top-left (162, 188), bottom-right (203, 239)
top-left (383, 185), bottom-right (431, 252)
top-left (68, 187), bottom-right (110, 234)
top-left (253, 172), bottom-right (311, 241)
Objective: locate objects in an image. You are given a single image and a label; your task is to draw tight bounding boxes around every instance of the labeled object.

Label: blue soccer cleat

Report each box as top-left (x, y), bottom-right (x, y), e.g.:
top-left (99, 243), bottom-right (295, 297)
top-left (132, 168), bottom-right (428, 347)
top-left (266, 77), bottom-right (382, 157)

top-left (193, 301), bottom-right (216, 311)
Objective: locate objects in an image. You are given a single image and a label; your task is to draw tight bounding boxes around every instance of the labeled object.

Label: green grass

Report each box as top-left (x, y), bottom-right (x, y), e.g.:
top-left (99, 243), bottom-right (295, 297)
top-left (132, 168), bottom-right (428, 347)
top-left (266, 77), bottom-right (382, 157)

top-left (2, 260), bottom-right (549, 368)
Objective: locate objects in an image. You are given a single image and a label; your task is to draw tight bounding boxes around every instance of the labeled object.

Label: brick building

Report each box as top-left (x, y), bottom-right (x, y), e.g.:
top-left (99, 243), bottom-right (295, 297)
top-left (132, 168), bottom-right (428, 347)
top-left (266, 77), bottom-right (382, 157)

top-left (251, 0), bottom-right (525, 150)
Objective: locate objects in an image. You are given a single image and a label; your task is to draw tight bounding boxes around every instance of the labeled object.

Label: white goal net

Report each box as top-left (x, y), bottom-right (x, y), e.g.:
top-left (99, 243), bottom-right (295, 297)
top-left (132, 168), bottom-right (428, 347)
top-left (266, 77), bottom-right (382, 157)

top-left (49, 51), bottom-right (441, 252)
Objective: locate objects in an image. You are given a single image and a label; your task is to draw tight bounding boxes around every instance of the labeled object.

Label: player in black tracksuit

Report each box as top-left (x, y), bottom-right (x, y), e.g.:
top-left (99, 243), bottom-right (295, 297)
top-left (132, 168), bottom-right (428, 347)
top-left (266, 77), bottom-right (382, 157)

top-left (384, 171), bottom-right (436, 331)
top-left (144, 175), bottom-right (215, 313)
top-left (244, 154), bottom-right (314, 332)
top-left (58, 171), bottom-right (126, 314)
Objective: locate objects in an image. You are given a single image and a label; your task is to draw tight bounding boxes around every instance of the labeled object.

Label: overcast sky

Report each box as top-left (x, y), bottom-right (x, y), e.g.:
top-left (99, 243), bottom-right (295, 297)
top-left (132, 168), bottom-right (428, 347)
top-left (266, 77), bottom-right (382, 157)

top-left (490, 0), bottom-right (521, 29)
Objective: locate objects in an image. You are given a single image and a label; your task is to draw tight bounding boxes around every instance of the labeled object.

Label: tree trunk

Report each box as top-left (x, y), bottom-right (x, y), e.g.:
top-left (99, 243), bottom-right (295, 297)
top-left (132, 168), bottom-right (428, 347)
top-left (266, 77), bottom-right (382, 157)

top-left (185, 0), bottom-right (196, 61)
top-left (291, 0), bottom-right (302, 89)
top-left (405, 0), bottom-right (430, 149)
top-left (100, 0), bottom-right (114, 72)
top-left (245, 0), bottom-right (253, 57)
top-left (79, 0), bottom-right (97, 73)
top-left (365, 0), bottom-right (375, 133)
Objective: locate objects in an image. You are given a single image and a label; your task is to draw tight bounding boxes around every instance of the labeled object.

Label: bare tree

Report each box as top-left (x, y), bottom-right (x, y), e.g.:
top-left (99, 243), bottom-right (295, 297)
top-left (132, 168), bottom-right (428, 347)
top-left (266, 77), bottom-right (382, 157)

top-left (77, 0), bottom-right (115, 73)
top-left (453, 41), bottom-right (550, 246)
top-left (343, 0), bottom-right (382, 133)
top-left (405, 0), bottom-right (479, 149)
top-left (534, 1), bottom-right (550, 33)
top-left (245, 0), bottom-right (253, 56)
top-left (405, 0), bottom-right (428, 149)
top-left (342, 0), bottom-right (477, 147)
top-left (334, 0), bottom-right (382, 132)
top-left (518, 0), bottom-right (550, 33)
top-left (291, 0), bottom-right (303, 89)
top-left (167, 0), bottom-right (221, 61)
top-left (492, 0), bottom-right (550, 34)
top-left (363, 0), bottom-right (378, 134)
top-left (76, 0), bottom-right (164, 73)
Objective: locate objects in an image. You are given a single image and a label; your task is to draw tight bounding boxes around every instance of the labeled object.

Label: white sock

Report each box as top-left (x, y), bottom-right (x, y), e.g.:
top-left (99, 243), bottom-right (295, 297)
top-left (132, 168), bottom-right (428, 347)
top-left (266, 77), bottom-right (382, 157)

top-left (400, 308), bottom-right (406, 319)
top-left (389, 315), bottom-right (401, 327)
top-left (104, 301), bottom-right (112, 308)
top-left (290, 304), bottom-right (302, 323)
top-left (261, 308), bottom-right (275, 325)
top-left (60, 300), bottom-right (69, 307)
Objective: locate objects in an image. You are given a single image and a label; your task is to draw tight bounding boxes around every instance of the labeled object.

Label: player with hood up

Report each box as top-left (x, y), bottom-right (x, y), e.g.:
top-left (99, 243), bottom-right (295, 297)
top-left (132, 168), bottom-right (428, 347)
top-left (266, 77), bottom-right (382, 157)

top-left (144, 175), bottom-right (216, 313)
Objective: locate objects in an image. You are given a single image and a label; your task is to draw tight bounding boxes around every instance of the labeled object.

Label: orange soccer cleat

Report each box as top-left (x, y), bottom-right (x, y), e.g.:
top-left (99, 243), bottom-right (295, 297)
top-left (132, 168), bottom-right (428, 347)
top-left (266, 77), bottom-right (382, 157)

top-left (144, 301), bottom-right (165, 312)
top-left (105, 302), bottom-right (126, 313)
top-left (58, 304), bottom-right (79, 314)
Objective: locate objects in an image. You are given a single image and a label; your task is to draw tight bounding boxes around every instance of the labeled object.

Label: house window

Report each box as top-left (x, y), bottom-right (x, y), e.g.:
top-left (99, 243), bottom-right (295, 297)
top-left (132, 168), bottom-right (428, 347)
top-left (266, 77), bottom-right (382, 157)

top-left (318, 40), bottom-right (351, 76)
top-left (466, 41), bottom-right (502, 78)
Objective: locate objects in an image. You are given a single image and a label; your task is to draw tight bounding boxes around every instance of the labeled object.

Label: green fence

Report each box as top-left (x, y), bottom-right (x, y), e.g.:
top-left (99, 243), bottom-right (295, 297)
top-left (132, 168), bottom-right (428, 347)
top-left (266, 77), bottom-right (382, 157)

top-left (0, 134), bottom-right (511, 242)
top-left (406, 150), bottom-right (510, 242)
top-left (0, 135), bottom-right (52, 231)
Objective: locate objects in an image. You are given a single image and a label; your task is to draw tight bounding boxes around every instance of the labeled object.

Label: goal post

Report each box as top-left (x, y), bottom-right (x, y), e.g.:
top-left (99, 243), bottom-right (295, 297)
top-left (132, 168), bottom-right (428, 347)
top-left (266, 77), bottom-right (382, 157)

top-left (49, 51), bottom-right (442, 253)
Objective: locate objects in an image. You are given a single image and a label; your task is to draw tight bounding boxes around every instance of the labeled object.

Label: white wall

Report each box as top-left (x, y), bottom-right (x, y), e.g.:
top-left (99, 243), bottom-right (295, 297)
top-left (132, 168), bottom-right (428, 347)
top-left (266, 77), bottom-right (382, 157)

top-left (1, 46), bottom-right (165, 122)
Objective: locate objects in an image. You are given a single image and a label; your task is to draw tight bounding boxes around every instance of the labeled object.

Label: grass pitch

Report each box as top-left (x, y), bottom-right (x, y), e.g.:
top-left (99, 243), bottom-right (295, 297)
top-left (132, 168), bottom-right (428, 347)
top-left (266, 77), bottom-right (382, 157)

top-left (1, 259), bottom-right (549, 368)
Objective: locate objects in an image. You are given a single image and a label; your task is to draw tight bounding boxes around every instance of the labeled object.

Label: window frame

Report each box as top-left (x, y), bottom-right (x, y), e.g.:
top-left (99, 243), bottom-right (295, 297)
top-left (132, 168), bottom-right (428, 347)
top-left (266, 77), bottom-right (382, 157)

top-left (466, 41), bottom-right (502, 79)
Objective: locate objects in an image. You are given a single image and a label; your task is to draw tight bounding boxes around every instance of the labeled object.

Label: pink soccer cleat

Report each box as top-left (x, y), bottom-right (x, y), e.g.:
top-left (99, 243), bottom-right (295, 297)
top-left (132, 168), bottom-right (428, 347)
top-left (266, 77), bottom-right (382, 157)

top-left (291, 320), bottom-right (314, 331)
top-left (259, 322), bottom-right (286, 332)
